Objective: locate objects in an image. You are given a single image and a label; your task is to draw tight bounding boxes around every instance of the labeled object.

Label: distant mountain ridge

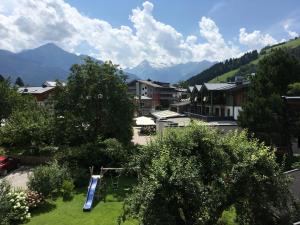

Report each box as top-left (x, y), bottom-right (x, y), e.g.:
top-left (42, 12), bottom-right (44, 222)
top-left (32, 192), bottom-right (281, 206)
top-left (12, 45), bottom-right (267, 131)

top-left (125, 60), bottom-right (215, 83)
top-left (0, 43), bottom-right (138, 85)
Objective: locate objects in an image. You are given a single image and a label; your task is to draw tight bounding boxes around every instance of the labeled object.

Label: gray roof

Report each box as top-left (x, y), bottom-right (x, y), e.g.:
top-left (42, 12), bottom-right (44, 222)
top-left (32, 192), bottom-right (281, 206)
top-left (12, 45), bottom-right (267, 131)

top-left (18, 87), bottom-right (55, 94)
top-left (43, 81), bottom-right (66, 87)
top-left (203, 83), bottom-right (237, 91)
top-left (138, 80), bottom-right (163, 88)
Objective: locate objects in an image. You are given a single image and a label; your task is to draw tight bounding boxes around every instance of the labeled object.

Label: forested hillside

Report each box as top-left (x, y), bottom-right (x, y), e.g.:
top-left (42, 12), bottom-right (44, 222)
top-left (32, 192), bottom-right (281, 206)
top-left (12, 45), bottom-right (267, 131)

top-left (187, 51), bottom-right (258, 85)
top-left (210, 37), bottom-right (300, 83)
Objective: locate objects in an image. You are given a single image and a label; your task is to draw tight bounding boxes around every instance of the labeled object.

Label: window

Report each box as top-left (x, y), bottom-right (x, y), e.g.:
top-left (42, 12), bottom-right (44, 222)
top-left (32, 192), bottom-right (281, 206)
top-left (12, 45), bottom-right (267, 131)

top-left (145, 86), bottom-right (147, 89)
top-left (298, 136), bottom-right (300, 148)
top-left (227, 109), bottom-right (230, 116)
top-left (145, 92), bottom-right (147, 95)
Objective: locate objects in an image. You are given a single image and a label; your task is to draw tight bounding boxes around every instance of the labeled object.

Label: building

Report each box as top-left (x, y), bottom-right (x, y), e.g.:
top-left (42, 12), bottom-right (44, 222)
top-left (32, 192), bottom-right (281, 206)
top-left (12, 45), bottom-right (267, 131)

top-left (18, 80), bottom-right (65, 107)
top-left (18, 86), bottom-right (55, 106)
top-left (128, 79), bottom-right (178, 115)
top-left (188, 81), bottom-right (249, 121)
top-left (133, 95), bottom-right (153, 116)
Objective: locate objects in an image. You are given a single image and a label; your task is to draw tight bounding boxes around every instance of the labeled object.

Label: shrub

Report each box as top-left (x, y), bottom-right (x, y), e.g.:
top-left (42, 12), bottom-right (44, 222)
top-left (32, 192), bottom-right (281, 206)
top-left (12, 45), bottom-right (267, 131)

top-left (7, 190), bottom-right (31, 223)
top-left (0, 180), bottom-right (11, 225)
top-left (26, 190), bottom-right (43, 209)
top-left (28, 160), bottom-right (73, 197)
top-left (61, 180), bottom-right (75, 200)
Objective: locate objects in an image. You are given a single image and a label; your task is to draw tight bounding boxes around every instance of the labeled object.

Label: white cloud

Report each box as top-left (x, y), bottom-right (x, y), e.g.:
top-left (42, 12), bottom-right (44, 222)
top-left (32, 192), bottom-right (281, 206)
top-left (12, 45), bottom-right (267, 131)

top-left (283, 23), bottom-right (298, 38)
top-left (0, 0), bottom-right (242, 67)
top-left (239, 28), bottom-right (278, 49)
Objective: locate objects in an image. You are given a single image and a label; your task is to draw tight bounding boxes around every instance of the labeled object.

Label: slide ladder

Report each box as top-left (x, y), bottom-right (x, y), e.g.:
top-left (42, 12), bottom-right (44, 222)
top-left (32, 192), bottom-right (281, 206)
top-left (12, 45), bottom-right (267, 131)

top-left (83, 175), bottom-right (100, 211)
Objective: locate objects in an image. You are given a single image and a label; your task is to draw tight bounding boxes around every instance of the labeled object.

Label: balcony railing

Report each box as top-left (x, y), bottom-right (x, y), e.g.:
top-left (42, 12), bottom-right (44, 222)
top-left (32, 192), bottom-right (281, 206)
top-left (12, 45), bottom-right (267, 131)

top-left (185, 112), bottom-right (234, 122)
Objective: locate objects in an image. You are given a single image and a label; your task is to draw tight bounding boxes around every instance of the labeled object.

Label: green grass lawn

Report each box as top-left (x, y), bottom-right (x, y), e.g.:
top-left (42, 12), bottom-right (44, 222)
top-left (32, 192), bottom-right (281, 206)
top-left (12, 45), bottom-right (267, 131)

top-left (26, 176), bottom-right (138, 225)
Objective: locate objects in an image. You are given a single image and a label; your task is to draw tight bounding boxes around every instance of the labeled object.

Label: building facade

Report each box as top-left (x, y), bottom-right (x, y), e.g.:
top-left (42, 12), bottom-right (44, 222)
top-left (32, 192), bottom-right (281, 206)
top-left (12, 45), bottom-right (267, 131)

top-left (188, 81), bottom-right (249, 121)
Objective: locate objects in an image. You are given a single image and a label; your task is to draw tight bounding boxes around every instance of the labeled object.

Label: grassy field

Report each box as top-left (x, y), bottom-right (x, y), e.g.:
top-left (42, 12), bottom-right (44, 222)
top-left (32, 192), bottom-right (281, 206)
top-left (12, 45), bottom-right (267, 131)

top-left (26, 176), bottom-right (138, 225)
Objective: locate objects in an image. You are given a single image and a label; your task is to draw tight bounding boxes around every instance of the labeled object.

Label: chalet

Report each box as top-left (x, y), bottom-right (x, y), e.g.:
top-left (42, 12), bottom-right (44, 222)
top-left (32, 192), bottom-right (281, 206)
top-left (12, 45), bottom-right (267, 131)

top-left (18, 86), bottom-right (55, 106)
top-left (188, 81), bottom-right (249, 121)
top-left (17, 81), bottom-right (64, 106)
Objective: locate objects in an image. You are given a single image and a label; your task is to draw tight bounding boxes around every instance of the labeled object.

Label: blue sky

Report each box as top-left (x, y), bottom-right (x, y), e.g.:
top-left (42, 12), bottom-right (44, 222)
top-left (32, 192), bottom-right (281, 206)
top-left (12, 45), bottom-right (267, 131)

top-left (0, 0), bottom-right (299, 67)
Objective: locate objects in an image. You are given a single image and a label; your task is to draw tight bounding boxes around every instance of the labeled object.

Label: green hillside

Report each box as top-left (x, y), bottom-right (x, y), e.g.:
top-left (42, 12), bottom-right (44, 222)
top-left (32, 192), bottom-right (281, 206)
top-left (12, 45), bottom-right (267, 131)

top-left (209, 38), bottom-right (300, 83)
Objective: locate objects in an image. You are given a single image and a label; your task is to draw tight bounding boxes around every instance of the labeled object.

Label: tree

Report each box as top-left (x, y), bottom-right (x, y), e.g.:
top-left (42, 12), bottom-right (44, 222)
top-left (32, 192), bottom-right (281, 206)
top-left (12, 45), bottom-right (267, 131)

top-left (0, 74), bottom-right (4, 82)
top-left (0, 106), bottom-right (54, 147)
top-left (287, 82), bottom-right (300, 96)
top-left (0, 79), bottom-right (31, 120)
top-left (15, 76), bottom-right (25, 87)
top-left (238, 49), bottom-right (300, 156)
top-left (123, 124), bottom-right (298, 225)
top-left (53, 58), bottom-right (134, 146)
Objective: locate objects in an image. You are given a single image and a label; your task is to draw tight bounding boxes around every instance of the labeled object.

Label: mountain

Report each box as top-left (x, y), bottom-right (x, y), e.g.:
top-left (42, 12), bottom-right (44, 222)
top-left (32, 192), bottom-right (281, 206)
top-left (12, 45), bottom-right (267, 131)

top-left (206, 37), bottom-right (300, 84)
top-left (125, 60), bottom-right (215, 83)
top-left (0, 43), bottom-right (138, 85)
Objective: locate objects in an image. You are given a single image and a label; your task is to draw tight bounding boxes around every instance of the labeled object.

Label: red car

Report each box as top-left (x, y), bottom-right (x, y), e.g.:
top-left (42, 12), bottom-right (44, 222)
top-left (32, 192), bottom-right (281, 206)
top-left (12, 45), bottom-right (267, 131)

top-left (0, 156), bottom-right (20, 176)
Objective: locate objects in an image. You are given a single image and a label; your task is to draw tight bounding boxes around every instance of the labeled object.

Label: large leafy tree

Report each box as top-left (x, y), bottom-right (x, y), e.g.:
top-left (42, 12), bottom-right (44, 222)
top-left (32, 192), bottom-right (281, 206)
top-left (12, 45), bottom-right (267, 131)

top-left (54, 58), bottom-right (134, 146)
top-left (123, 124), bottom-right (298, 225)
top-left (0, 79), bottom-right (31, 121)
top-left (238, 49), bottom-right (300, 154)
top-left (0, 106), bottom-right (54, 147)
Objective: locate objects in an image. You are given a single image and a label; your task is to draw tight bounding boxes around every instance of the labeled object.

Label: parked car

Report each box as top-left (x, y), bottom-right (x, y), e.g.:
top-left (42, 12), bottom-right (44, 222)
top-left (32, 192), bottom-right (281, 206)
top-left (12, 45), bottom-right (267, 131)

top-left (0, 156), bottom-right (20, 176)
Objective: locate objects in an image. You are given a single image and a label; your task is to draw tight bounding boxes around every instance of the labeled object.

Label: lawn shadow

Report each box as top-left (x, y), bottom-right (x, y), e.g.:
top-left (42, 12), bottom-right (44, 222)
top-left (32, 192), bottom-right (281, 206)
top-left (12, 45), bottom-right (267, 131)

top-left (30, 200), bottom-right (56, 216)
top-left (77, 176), bottom-right (137, 208)
top-left (101, 176), bottom-right (137, 203)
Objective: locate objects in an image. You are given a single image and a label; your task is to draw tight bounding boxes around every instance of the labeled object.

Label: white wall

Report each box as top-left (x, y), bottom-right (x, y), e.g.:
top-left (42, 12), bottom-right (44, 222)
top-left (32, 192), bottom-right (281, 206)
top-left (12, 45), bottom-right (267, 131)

top-left (234, 106), bottom-right (242, 120)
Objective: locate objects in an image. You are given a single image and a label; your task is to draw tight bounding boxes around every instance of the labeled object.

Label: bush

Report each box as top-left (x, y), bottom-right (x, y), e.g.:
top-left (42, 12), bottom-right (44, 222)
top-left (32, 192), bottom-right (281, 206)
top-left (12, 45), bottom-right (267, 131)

top-left (7, 190), bottom-right (31, 223)
top-left (0, 180), bottom-right (11, 225)
top-left (28, 160), bottom-right (73, 197)
top-left (61, 180), bottom-right (75, 200)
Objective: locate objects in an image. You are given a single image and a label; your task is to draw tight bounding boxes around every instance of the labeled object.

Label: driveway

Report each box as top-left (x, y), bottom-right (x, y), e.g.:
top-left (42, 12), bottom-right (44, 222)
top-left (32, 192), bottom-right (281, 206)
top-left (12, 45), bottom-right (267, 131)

top-left (132, 127), bottom-right (153, 145)
top-left (1, 166), bottom-right (33, 190)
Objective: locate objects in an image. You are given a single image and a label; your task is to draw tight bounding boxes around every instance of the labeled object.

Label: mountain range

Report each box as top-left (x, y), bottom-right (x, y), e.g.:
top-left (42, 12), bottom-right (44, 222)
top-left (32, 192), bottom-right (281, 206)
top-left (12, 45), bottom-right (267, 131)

top-left (0, 43), bottom-right (139, 86)
top-left (125, 60), bottom-right (215, 83)
top-left (0, 43), bottom-right (215, 85)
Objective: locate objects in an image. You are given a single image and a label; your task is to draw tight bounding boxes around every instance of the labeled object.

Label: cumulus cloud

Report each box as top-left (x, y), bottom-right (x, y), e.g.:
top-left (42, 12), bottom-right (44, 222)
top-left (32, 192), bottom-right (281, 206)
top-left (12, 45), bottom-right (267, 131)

top-left (239, 28), bottom-right (278, 49)
top-left (0, 0), bottom-right (242, 67)
top-left (283, 23), bottom-right (298, 38)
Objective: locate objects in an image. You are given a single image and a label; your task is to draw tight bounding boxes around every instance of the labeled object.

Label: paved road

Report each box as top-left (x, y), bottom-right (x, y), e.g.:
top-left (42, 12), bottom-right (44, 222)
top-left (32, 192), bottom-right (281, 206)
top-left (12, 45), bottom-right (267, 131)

top-left (132, 127), bottom-right (153, 145)
top-left (0, 166), bottom-right (33, 190)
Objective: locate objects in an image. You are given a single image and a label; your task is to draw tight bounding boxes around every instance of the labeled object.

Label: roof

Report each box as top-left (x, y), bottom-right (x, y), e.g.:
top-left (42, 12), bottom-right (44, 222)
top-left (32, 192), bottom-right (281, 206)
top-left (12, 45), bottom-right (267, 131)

top-left (43, 81), bottom-right (66, 87)
top-left (18, 86), bottom-right (55, 94)
top-left (170, 101), bottom-right (191, 107)
top-left (195, 85), bottom-right (202, 91)
top-left (151, 110), bottom-right (183, 119)
top-left (134, 96), bottom-right (152, 100)
top-left (203, 83), bottom-right (237, 91)
top-left (138, 80), bottom-right (175, 90)
top-left (136, 116), bottom-right (156, 126)
top-left (138, 80), bottom-right (162, 88)
top-left (282, 96), bottom-right (300, 100)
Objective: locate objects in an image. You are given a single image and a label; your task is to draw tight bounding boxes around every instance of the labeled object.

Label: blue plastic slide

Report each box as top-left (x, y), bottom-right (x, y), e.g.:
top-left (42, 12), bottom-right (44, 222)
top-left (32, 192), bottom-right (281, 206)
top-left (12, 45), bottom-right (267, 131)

top-left (83, 176), bottom-right (99, 211)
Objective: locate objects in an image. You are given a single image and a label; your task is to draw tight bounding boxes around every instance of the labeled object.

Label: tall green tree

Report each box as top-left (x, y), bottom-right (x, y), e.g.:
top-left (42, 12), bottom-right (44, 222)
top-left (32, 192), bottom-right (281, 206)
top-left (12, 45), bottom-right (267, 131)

top-left (123, 124), bottom-right (297, 225)
top-left (0, 79), bottom-right (31, 120)
top-left (54, 58), bottom-right (134, 146)
top-left (238, 49), bottom-right (300, 154)
top-left (15, 77), bottom-right (25, 87)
